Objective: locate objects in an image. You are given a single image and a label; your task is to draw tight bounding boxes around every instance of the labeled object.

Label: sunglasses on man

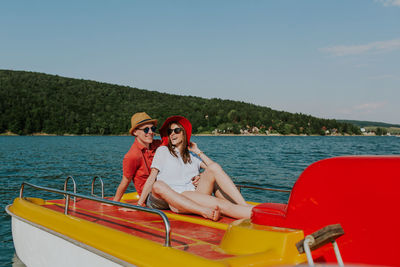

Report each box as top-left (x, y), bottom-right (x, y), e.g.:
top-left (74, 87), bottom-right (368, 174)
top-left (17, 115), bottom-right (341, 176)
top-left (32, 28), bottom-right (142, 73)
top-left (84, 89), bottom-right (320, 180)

top-left (137, 126), bottom-right (157, 134)
top-left (168, 128), bottom-right (183, 135)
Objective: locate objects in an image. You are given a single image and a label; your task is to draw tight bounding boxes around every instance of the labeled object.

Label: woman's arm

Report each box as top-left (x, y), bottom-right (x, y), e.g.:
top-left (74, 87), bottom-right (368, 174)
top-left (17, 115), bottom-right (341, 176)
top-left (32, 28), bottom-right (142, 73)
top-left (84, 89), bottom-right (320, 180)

top-left (189, 142), bottom-right (214, 167)
top-left (137, 168), bottom-right (159, 206)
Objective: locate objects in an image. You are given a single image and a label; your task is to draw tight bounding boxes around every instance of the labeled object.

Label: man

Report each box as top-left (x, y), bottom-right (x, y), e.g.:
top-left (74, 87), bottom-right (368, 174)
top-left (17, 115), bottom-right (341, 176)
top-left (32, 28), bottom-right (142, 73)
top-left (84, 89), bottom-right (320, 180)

top-left (113, 112), bottom-right (161, 202)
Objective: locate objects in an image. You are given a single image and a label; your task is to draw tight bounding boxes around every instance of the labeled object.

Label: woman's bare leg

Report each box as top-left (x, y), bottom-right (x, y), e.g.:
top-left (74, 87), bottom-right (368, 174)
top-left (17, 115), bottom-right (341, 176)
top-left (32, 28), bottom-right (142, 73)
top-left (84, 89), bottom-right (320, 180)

top-left (182, 191), bottom-right (252, 219)
top-left (196, 168), bottom-right (236, 203)
top-left (152, 181), bottom-right (220, 221)
top-left (195, 168), bottom-right (215, 195)
top-left (196, 163), bottom-right (248, 206)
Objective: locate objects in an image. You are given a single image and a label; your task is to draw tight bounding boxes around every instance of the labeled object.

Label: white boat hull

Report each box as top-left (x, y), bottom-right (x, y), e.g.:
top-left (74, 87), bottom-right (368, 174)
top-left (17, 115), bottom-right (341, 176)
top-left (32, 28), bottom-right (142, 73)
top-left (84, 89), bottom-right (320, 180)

top-left (10, 213), bottom-right (133, 267)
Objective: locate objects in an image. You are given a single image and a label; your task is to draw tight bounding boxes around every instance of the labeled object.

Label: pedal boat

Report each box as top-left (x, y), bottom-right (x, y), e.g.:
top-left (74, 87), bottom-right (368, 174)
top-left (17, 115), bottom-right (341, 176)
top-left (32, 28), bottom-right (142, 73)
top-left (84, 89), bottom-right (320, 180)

top-left (6, 156), bottom-right (400, 267)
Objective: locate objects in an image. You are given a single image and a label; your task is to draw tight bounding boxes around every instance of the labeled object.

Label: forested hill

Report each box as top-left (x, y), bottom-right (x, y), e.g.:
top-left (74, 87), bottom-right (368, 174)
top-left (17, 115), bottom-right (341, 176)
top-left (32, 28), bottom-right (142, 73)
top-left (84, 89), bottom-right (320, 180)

top-left (0, 70), bottom-right (360, 135)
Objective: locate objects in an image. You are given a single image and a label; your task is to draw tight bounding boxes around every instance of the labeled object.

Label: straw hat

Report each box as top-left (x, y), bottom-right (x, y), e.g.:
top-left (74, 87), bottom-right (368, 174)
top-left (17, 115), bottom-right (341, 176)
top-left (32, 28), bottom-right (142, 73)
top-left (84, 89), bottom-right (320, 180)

top-left (129, 112), bottom-right (157, 136)
top-left (159, 116), bottom-right (192, 145)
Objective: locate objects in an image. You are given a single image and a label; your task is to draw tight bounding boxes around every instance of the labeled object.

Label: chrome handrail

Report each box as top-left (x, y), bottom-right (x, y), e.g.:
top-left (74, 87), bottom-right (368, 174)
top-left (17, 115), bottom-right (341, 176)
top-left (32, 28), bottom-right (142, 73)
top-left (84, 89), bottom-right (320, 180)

top-left (91, 176), bottom-right (104, 198)
top-left (19, 182), bottom-right (172, 247)
top-left (64, 176), bottom-right (77, 204)
top-left (236, 184), bottom-right (291, 193)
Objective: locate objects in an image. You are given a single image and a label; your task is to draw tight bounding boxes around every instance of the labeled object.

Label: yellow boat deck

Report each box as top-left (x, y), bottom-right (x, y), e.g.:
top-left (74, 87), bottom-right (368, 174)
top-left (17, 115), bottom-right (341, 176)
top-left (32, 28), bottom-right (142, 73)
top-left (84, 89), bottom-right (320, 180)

top-left (9, 193), bottom-right (307, 266)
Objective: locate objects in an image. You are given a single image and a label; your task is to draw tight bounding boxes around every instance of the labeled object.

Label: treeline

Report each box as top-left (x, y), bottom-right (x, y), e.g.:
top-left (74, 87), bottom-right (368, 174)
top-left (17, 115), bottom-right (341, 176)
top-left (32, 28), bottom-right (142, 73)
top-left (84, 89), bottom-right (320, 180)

top-left (0, 70), bottom-right (361, 135)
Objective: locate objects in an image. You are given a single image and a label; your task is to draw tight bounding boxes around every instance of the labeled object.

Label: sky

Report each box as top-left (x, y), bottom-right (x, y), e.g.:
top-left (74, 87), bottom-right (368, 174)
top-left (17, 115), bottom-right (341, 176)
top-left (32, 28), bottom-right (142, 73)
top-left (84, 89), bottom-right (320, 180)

top-left (1, 0), bottom-right (400, 124)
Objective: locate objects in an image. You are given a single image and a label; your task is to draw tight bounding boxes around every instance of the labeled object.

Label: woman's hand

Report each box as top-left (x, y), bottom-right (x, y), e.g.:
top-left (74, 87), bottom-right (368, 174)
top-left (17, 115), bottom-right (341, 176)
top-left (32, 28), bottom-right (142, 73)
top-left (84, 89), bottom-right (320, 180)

top-left (137, 198), bottom-right (146, 207)
top-left (189, 142), bottom-right (201, 155)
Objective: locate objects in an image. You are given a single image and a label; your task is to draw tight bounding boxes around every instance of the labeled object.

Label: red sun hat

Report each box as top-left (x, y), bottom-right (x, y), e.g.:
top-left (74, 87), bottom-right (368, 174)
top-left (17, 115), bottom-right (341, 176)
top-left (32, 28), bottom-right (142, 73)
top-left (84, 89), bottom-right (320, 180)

top-left (159, 116), bottom-right (192, 146)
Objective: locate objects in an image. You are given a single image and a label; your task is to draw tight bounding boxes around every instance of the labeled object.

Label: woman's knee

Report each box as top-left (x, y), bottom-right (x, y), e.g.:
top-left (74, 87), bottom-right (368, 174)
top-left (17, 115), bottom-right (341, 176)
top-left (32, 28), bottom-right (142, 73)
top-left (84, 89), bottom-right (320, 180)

top-left (152, 181), bottom-right (169, 195)
top-left (208, 162), bottom-right (222, 174)
top-left (200, 168), bottom-right (214, 181)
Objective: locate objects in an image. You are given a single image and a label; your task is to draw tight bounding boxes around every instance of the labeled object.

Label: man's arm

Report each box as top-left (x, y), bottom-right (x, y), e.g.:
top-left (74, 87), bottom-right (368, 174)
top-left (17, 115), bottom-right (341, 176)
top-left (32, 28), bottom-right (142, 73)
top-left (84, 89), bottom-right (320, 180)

top-left (114, 151), bottom-right (140, 202)
top-left (113, 176), bottom-right (132, 202)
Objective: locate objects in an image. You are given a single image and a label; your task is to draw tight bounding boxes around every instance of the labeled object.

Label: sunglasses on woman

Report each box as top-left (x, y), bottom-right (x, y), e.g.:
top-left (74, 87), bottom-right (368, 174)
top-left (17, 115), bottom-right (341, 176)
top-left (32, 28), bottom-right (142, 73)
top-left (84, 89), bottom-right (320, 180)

top-left (168, 128), bottom-right (183, 135)
top-left (137, 126), bottom-right (157, 134)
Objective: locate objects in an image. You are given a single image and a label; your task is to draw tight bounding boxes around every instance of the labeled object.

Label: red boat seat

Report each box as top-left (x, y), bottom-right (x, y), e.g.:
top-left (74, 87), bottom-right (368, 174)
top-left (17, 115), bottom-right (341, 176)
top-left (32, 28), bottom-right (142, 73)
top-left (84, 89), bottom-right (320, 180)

top-left (252, 202), bottom-right (287, 217)
top-left (251, 156), bottom-right (400, 267)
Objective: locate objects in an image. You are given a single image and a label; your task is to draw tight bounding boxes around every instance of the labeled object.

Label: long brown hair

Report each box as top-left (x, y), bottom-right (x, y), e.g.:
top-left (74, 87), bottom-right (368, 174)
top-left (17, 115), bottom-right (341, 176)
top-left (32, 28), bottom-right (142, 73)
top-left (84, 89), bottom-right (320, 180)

top-left (167, 122), bottom-right (192, 164)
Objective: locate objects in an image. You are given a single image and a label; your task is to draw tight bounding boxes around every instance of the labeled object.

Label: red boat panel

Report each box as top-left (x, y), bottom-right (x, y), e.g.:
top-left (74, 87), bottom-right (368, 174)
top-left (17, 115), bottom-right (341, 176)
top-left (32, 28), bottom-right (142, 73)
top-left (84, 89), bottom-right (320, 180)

top-left (251, 156), bottom-right (400, 267)
top-left (122, 198), bottom-right (237, 225)
top-left (145, 220), bottom-right (225, 245)
top-left (43, 199), bottom-right (234, 260)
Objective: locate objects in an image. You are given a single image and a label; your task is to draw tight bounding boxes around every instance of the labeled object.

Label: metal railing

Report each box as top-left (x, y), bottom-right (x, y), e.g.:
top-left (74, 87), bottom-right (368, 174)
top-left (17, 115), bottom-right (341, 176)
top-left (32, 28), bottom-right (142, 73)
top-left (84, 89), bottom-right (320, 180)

top-left (91, 176), bottom-right (104, 198)
top-left (19, 182), bottom-right (172, 247)
top-left (236, 184), bottom-right (291, 193)
top-left (64, 176), bottom-right (77, 204)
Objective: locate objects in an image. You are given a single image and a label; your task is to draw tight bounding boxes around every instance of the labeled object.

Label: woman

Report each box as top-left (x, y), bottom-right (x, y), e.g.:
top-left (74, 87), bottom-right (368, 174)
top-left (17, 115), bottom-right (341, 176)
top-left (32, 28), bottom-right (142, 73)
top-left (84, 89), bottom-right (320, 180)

top-left (138, 116), bottom-right (252, 221)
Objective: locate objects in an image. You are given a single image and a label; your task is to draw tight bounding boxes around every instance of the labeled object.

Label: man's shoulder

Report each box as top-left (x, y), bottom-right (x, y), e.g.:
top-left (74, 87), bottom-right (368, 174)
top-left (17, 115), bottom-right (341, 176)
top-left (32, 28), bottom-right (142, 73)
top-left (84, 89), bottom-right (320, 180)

top-left (124, 145), bottom-right (141, 160)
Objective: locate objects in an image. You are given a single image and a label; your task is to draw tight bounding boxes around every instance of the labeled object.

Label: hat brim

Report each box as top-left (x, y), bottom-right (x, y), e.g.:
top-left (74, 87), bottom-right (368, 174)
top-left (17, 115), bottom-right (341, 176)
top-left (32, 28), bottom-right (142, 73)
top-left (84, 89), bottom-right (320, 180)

top-left (129, 119), bottom-right (158, 136)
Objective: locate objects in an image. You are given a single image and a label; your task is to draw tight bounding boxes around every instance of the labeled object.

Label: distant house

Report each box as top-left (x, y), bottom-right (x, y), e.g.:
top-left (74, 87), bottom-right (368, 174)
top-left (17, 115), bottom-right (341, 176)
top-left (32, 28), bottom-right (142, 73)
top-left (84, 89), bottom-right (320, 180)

top-left (251, 126), bottom-right (260, 134)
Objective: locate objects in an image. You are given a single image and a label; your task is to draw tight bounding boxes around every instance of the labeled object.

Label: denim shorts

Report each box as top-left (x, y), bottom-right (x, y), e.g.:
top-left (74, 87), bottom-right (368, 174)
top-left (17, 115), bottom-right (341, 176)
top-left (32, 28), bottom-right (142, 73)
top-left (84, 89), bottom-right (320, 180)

top-left (146, 192), bottom-right (170, 210)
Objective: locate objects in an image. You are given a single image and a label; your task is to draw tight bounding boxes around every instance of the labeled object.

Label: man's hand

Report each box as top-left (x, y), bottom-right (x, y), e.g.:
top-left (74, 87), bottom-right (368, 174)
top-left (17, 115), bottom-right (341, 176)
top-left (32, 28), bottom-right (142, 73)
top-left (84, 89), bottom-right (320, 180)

top-left (191, 175), bottom-right (200, 187)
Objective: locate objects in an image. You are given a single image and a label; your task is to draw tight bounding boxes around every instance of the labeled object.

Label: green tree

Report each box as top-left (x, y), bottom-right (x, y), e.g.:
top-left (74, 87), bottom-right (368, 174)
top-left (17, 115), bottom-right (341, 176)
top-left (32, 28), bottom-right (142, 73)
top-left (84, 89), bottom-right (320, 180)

top-left (227, 109), bottom-right (238, 122)
top-left (375, 127), bottom-right (387, 136)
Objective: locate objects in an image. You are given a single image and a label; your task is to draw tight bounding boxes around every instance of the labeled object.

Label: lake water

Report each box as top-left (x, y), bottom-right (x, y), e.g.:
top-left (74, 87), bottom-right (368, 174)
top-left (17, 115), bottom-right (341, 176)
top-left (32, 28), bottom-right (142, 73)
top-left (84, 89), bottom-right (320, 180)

top-left (1, 136), bottom-right (399, 266)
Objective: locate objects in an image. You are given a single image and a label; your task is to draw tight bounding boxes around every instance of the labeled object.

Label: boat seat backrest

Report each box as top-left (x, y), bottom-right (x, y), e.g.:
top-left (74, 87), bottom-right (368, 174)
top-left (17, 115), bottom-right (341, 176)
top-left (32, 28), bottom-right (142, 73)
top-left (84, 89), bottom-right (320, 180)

top-left (251, 156), bottom-right (400, 267)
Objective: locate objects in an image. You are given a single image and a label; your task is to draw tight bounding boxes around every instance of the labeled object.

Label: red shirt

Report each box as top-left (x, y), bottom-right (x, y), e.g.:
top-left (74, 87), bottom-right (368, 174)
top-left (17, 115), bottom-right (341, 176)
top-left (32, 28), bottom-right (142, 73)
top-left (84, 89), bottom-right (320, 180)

top-left (122, 139), bottom-right (161, 195)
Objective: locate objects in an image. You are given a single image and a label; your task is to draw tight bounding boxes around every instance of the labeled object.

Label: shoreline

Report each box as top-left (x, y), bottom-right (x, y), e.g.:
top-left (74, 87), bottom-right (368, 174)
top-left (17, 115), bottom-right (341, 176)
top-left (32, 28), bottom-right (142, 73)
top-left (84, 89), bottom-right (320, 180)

top-left (1, 132), bottom-right (397, 137)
